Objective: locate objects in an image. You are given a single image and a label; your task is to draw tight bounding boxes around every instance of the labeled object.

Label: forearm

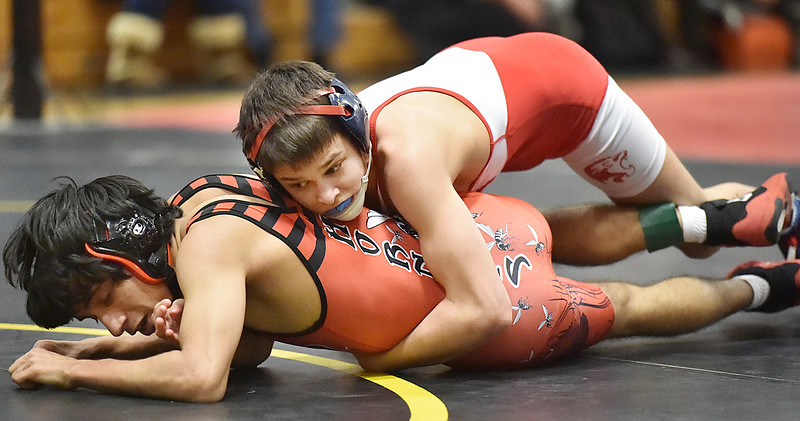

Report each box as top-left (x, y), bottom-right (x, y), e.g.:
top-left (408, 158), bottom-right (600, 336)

top-left (66, 350), bottom-right (228, 402)
top-left (424, 216), bottom-right (512, 310)
top-left (382, 173), bottom-right (512, 370)
top-left (75, 334), bottom-right (177, 360)
top-left (367, 206), bottom-right (512, 370)
top-left (356, 297), bottom-right (509, 372)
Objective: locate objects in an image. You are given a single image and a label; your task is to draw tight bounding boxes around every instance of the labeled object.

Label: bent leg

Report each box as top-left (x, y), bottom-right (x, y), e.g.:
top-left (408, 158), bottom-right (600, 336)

top-left (558, 76), bottom-right (759, 261)
top-left (612, 145), bottom-right (754, 205)
top-left (610, 147), bottom-right (758, 258)
top-left (597, 276), bottom-right (752, 338)
top-left (546, 204), bottom-right (646, 265)
top-left (546, 174), bottom-right (756, 265)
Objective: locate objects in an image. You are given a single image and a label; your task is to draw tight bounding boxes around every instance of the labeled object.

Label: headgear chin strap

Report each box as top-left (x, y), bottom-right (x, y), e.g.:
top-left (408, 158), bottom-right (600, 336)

top-left (84, 209), bottom-right (173, 285)
top-left (323, 148), bottom-right (372, 221)
top-left (247, 77), bottom-right (370, 175)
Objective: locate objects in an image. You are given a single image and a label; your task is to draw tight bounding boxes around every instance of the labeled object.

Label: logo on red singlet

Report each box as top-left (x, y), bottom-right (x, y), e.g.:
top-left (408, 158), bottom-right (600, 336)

top-left (584, 150), bottom-right (635, 183)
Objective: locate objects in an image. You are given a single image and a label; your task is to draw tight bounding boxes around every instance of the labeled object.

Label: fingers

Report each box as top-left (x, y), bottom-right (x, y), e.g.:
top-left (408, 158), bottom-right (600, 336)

top-left (169, 298), bottom-right (185, 316)
top-left (154, 315), bottom-right (180, 344)
top-left (154, 315), bottom-right (167, 338)
top-left (32, 339), bottom-right (58, 352)
top-left (9, 353), bottom-right (23, 374)
top-left (9, 350), bottom-right (47, 390)
top-left (153, 298), bottom-right (183, 344)
top-left (153, 298), bottom-right (173, 321)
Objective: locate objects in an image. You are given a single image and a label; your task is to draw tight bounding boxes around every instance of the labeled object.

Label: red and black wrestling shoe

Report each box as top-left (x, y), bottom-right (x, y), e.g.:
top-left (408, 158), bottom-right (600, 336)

top-left (702, 172), bottom-right (793, 247)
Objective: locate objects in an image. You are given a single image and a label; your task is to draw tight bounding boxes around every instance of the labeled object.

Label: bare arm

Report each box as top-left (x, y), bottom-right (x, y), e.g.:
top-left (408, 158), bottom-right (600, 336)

top-left (9, 217), bottom-right (266, 402)
top-left (153, 299), bottom-right (274, 368)
top-left (356, 137), bottom-right (511, 372)
top-left (30, 333), bottom-right (177, 361)
top-left (232, 328), bottom-right (274, 368)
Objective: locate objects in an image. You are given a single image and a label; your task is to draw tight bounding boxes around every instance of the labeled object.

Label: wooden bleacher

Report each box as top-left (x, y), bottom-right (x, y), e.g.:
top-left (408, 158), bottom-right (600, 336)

top-left (0, 0), bottom-right (417, 90)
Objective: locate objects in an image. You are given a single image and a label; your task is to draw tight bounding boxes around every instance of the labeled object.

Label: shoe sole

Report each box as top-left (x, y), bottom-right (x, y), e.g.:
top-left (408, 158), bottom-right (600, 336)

top-left (731, 173), bottom-right (790, 246)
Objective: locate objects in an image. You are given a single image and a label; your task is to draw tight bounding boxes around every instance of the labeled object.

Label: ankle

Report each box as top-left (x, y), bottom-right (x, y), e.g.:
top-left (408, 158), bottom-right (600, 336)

top-left (677, 205), bottom-right (707, 243)
top-left (731, 261), bottom-right (800, 313)
top-left (735, 274), bottom-right (770, 310)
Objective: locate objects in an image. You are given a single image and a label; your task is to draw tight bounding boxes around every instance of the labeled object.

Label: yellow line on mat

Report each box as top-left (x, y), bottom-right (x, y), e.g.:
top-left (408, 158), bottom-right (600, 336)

top-left (0, 323), bottom-right (448, 420)
top-left (0, 323), bottom-right (110, 336)
top-left (273, 349), bottom-right (448, 421)
top-left (0, 201), bottom-right (34, 213)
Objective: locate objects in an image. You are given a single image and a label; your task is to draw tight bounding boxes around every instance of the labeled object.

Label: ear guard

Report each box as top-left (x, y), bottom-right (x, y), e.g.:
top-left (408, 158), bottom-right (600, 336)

top-left (84, 210), bottom-right (172, 284)
top-left (328, 77), bottom-right (369, 153)
top-left (247, 77), bottom-right (370, 178)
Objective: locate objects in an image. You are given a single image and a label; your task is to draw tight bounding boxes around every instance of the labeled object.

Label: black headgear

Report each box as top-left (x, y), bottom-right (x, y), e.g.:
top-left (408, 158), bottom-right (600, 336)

top-left (84, 208), bottom-right (173, 285)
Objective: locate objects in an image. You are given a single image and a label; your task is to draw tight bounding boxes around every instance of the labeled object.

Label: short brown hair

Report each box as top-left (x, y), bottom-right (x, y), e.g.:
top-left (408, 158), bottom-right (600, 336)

top-left (235, 61), bottom-right (345, 172)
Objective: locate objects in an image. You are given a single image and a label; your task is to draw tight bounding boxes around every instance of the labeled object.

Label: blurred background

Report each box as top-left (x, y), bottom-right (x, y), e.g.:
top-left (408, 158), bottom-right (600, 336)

top-left (1, 3), bottom-right (799, 418)
top-left (1, 0), bottom-right (799, 125)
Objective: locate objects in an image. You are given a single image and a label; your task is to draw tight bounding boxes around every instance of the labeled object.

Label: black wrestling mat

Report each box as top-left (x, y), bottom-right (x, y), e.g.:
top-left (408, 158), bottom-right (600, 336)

top-left (1, 124), bottom-right (799, 420)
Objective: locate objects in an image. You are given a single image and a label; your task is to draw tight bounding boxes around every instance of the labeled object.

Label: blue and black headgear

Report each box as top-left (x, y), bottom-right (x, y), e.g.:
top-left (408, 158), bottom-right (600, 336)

top-left (246, 77), bottom-right (369, 180)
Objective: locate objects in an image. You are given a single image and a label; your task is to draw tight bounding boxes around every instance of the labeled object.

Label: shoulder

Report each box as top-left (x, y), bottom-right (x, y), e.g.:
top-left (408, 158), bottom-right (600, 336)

top-left (175, 200), bottom-right (285, 265)
top-left (173, 211), bottom-right (298, 289)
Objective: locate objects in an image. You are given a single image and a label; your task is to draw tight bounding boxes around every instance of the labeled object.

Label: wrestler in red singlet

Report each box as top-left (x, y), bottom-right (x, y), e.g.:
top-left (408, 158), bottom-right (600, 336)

top-left (359, 32), bottom-right (666, 199)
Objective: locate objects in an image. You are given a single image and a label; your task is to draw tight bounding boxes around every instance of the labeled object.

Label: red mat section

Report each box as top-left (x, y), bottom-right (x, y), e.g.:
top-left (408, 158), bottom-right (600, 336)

top-left (106, 73), bottom-right (800, 165)
top-left (622, 72), bottom-right (800, 165)
top-left (106, 99), bottom-right (242, 132)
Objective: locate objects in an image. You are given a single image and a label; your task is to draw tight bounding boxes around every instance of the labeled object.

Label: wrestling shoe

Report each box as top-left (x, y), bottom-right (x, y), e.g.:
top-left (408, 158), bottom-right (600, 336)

top-left (729, 259), bottom-right (800, 313)
top-left (702, 172), bottom-right (792, 247)
top-left (778, 193), bottom-right (800, 259)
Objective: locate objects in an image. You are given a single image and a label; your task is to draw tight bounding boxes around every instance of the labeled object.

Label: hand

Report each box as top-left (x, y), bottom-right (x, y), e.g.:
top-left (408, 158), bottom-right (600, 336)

top-left (31, 339), bottom-right (76, 357)
top-left (9, 347), bottom-right (76, 390)
top-left (31, 338), bottom-right (103, 359)
top-left (153, 298), bottom-right (184, 345)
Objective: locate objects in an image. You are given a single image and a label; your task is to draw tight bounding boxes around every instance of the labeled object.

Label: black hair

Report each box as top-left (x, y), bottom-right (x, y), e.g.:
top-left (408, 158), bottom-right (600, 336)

top-left (2, 175), bottom-right (181, 328)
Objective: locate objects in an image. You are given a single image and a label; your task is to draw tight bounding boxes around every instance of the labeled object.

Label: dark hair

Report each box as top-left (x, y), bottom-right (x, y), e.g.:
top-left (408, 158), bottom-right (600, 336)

top-left (3, 175), bottom-right (181, 328)
top-left (234, 61), bottom-right (346, 173)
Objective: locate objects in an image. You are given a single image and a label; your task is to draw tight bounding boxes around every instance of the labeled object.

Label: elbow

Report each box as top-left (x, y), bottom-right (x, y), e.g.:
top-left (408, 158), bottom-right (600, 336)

top-left (356, 357), bottom-right (386, 374)
top-left (456, 294), bottom-right (511, 340)
top-left (193, 389), bottom-right (226, 403)
top-left (188, 380), bottom-right (227, 403)
top-left (485, 283), bottom-right (513, 333)
top-left (490, 308), bottom-right (512, 337)
top-left (176, 368), bottom-right (229, 403)
top-left (480, 299), bottom-right (512, 338)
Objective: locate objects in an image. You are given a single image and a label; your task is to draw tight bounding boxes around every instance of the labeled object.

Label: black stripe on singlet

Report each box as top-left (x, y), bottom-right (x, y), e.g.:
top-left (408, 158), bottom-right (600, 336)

top-left (173, 174), bottom-right (284, 207)
top-left (204, 175), bottom-right (257, 198)
top-left (188, 199), bottom-right (327, 336)
top-left (301, 208), bottom-right (326, 272)
top-left (189, 200), bottom-right (328, 277)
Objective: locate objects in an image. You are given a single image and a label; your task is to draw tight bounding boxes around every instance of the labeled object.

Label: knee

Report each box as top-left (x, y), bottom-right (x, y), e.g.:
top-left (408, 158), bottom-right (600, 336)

top-left (599, 283), bottom-right (633, 313)
top-left (597, 282), bottom-right (639, 338)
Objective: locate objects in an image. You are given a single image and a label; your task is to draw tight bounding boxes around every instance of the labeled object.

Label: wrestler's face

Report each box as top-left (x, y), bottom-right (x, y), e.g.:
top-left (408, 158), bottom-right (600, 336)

top-left (75, 274), bottom-right (169, 337)
top-left (272, 134), bottom-right (369, 216)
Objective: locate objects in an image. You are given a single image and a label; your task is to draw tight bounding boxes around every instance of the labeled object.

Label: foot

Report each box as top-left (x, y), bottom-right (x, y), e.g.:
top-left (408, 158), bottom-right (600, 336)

top-left (729, 259), bottom-right (800, 312)
top-left (778, 193), bottom-right (800, 259)
top-left (702, 173), bottom-right (792, 247)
